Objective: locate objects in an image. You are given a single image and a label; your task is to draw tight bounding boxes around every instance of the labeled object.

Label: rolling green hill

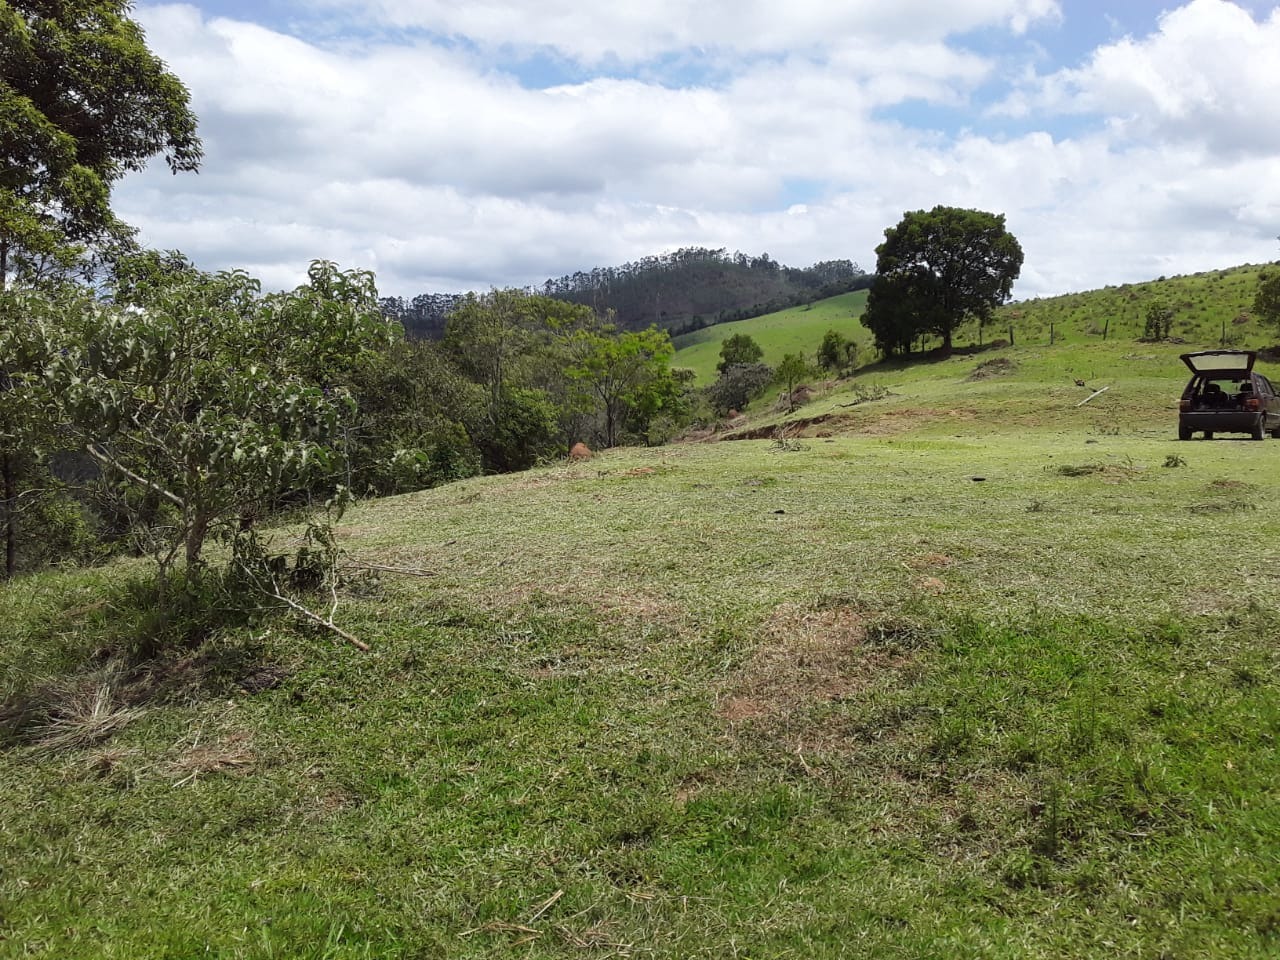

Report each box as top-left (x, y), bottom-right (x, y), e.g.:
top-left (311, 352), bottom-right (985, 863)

top-left (673, 289), bottom-right (870, 383)
top-left (4, 266), bottom-right (1280, 958)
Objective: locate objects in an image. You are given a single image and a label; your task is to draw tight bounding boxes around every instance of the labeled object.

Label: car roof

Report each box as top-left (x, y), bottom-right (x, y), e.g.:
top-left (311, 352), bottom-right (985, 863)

top-left (1180, 350), bottom-right (1256, 375)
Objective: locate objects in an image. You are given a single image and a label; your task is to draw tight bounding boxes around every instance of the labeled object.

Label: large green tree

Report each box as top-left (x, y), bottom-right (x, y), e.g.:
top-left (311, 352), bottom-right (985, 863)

top-left (717, 333), bottom-right (764, 372)
top-left (864, 206), bottom-right (1023, 355)
top-left (568, 325), bottom-right (678, 448)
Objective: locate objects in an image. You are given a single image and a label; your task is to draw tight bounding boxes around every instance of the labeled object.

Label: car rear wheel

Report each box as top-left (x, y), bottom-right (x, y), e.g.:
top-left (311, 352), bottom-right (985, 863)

top-left (1252, 418), bottom-right (1266, 441)
top-left (1178, 423), bottom-right (1192, 441)
top-left (1204, 431), bottom-right (1215, 440)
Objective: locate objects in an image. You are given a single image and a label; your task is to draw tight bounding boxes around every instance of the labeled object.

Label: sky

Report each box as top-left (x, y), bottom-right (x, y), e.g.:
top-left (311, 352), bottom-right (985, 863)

top-left (113, 0), bottom-right (1280, 301)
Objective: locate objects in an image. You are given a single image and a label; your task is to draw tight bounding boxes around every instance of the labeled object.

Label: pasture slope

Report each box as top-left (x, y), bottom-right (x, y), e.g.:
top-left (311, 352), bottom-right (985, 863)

top-left (2, 269), bottom-right (1280, 958)
top-left (672, 289), bottom-right (870, 383)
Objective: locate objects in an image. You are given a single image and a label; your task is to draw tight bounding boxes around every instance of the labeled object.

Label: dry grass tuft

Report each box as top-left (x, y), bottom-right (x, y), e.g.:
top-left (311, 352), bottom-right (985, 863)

top-left (165, 730), bottom-right (255, 785)
top-left (30, 670), bottom-right (143, 753)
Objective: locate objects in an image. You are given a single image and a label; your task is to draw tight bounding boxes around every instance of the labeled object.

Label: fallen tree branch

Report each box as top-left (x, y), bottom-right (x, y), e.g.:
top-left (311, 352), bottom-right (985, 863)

top-left (1076, 386), bottom-right (1110, 407)
top-left (270, 587), bottom-right (370, 652)
top-left (341, 560), bottom-right (436, 579)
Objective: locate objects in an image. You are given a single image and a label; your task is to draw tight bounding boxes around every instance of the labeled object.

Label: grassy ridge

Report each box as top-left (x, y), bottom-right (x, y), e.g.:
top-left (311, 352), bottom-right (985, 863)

top-left (672, 290), bottom-right (870, 383)
top-left (2, 409), bottom-right (1279, 956)
top-left (673, 263), bottom-right (1273, 388)
top-left (991, 263), bottom-right (1267, 347)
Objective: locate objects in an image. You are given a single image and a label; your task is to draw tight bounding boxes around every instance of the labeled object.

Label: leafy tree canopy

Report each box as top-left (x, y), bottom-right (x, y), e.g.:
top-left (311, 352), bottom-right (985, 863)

top-left (0, 0), bottom-right (201, 284)
top-left (817, 329), bottom-right (857, 374)
top-left (717, 333), bottom-right (764, 372)
top-left (865, 206), bottom-right (1023, 355)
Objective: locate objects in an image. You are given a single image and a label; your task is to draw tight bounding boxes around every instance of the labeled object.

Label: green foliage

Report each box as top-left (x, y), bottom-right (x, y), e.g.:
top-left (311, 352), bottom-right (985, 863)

top-left (775, 352), bottom-right (812, 411)
top-left (1253, 269), bottom-right (1280, 331)
top-left (540, 246), bottom-right (869, 334)
top-left (717, 333), bottom-right (765, 372)
top-left (481, 385), bottom-right (562, 472)
top-left (1143, 298), bottom-right (1175, 339)
top-left (817, 328), bottom-right (858, 374)
top-left (0, 0), bottom-right (201, 285)
top-left (708, 362), bottom-right (774, 416)
top-left (344, 339), bottom-right (481, 495)
top-left (568, 325), bottom-right (679, 448)
top-left (867, 205), bottom-right (1023, 355)
top-left (0, 259), bottom-right (395, 578)
top-left (673, 290), bottom-right (870, 385)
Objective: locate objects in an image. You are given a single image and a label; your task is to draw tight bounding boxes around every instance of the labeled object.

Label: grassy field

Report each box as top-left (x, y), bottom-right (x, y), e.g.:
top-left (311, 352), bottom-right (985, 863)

top-left (3, 326), bottom-right (1279, 958)
top-left (672, 290), bottom-right (870, 384)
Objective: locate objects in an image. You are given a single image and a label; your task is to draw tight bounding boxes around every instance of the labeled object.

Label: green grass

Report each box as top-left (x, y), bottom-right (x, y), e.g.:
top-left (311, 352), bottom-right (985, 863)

top-left (675, 262), bottom-right (1274, 391)
top-left (4, 315), bottom-right (1280, 957)
top-left (673, 290), bottom-right (870, 383)
top-left (987, 263), bottom-right (1270, 349)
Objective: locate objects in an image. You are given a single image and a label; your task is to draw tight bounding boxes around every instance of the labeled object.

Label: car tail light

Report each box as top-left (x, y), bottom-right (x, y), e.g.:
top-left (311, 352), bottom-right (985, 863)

top-left (1179, 399), bottom-right (1191, 411)
top-left (1246, 397), bottom-right (1261, 411)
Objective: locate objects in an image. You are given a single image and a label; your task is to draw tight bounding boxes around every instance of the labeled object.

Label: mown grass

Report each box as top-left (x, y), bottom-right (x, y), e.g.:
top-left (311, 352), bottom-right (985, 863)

top-left (672, 290), bottom-right (870, 384)
top-left (3, 389), bottom-right (1279, 958)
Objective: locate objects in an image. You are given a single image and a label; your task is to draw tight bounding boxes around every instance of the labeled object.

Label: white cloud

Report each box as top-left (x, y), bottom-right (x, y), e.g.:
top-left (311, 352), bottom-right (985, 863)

top-left (999, 0), bottom-right (1280, 157)
top-left (315, 0), bottom-right (1062, 62)
top-left (113, 2), bottom-right (1280, 300)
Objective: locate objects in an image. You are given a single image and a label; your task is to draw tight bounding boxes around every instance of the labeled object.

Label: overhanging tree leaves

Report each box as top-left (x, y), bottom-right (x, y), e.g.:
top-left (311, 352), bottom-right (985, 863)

top-left (865, 206), bottom-right (1023, 355)
top-left (0, 0), bottom-right (201, 284)
top-left (2, 0), bottom-right (201, 577)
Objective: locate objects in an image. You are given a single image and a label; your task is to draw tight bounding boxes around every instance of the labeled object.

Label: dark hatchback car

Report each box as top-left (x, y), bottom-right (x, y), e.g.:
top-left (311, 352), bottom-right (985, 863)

top-left (1178, 350), bottom-right (1280, 440)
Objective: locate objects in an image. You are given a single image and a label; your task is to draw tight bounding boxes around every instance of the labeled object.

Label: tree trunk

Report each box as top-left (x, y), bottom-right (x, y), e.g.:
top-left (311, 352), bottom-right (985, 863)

top-left (1, 233), bottom-right (13, 578)
top-left (2, 452), bottom-right (15, 580)
top-left (185, 511), bottom-right (212, 570)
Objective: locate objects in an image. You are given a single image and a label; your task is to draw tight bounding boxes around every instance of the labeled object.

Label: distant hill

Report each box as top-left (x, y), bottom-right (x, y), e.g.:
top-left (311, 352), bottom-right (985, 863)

top-left (385, 248), bottom-right (870, 339)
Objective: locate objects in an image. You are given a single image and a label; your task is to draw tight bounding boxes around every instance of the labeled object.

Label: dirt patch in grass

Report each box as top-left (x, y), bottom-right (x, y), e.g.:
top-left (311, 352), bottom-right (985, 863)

top-left (856, 408), bottom-right (979, 437)
top-left (716, 604), bottom-right (905, 726)
top-left (967, 357), bottom-right (1016, 381)
top-left (721, 413), bottom-right (848, 441)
